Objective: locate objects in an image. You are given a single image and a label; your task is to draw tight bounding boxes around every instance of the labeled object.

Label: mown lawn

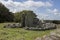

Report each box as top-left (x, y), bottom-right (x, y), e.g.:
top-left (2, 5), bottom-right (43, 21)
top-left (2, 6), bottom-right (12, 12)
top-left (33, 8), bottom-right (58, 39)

top-left (0, 23), bottom-right (52, 40)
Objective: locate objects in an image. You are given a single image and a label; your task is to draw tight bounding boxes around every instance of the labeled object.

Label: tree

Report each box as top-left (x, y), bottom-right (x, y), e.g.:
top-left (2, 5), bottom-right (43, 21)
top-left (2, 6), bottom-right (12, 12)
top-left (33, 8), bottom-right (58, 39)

top-left (14, 12), bottom-right (22, 22)
top-left (0, 3), bottom-right (14, 22)
top-left (14, 10), bottom-right (36, 22)
top-left (53, 20), bottom-right (60, 24)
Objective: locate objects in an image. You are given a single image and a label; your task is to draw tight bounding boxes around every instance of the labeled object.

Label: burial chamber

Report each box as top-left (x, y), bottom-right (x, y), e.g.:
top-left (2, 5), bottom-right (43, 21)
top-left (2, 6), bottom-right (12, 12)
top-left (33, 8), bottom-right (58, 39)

top-left (4, 12), bottom-right (56, 30)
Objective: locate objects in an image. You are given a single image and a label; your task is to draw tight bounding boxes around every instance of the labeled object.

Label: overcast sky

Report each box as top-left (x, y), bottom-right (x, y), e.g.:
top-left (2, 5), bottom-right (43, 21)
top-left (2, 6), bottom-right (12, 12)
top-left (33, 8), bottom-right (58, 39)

top-left (0, 0), bottom-right (60, 20)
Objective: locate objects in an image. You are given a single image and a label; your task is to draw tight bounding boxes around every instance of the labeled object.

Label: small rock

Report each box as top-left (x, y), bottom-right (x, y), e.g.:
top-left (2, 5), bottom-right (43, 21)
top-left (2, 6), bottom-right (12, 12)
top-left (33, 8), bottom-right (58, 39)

top-left (35, 37), bottom-right (41, 40)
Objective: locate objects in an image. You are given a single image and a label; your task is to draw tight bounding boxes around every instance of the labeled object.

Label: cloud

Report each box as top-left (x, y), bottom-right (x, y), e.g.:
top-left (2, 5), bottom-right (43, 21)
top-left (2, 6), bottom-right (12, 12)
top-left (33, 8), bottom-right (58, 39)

top-left (28, 0), bottom-right (32, 1)
top-left (45, 2), bottom-right (52, 7)
top-left (47, 9), bottom-right (60, 15)
top-left (1, 0), bottom-right (58, 20)
top-left (0, 0), bottom-right (52, 13)
top-left (37, 13), bottom-right (50, 20)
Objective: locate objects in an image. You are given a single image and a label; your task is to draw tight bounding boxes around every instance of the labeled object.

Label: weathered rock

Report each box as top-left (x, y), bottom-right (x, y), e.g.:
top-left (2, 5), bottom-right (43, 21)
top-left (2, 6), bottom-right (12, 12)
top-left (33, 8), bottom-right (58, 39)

top-left (35, 29), bottom-right (60, 40)
top-left (35, 37), bottom-right (41, 40)
top-left (4, 24), bottom-right (12, 28)
top-left (41, 23), bottom-right (56, 30)
top-left (25, 23), bottom-right (56, 31)
top-left (35, 34), bottom-right (60, 40)
top-left (4, 23), bottom-right (22, 28)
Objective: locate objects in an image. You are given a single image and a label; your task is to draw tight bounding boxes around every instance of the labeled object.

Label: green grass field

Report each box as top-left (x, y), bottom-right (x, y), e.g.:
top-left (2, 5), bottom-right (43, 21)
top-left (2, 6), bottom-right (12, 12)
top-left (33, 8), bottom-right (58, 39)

top-left (0, 23), bottom-right (52, 40)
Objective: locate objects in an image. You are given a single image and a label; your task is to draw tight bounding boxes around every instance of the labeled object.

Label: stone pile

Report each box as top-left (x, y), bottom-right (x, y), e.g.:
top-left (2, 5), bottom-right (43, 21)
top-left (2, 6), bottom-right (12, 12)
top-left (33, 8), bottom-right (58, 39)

top-left (4, 23), bottom-right (22, 28)
top-left (25, 23), bottom-right (56, 30)
top-left (41, 23), bottom-right (56, 30)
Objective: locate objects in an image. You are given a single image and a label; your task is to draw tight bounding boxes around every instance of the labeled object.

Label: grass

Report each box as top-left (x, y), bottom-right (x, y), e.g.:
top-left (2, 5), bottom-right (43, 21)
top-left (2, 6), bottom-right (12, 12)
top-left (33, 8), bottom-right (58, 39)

top-left (0, 23), bottom-right (52, 40)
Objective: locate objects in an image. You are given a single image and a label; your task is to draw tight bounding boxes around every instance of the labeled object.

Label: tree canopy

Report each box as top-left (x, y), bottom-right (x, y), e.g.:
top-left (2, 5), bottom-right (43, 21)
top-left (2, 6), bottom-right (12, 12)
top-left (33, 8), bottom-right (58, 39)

top-left (0, 3), bottom-right (14, 22)
top-left (14, 10), bottom-right (37, 22)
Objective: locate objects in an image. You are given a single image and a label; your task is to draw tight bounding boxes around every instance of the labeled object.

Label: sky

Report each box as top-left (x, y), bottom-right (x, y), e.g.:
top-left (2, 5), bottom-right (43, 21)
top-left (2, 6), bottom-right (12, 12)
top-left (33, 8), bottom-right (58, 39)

top-left (0, 0), bottom-right (60, 20)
